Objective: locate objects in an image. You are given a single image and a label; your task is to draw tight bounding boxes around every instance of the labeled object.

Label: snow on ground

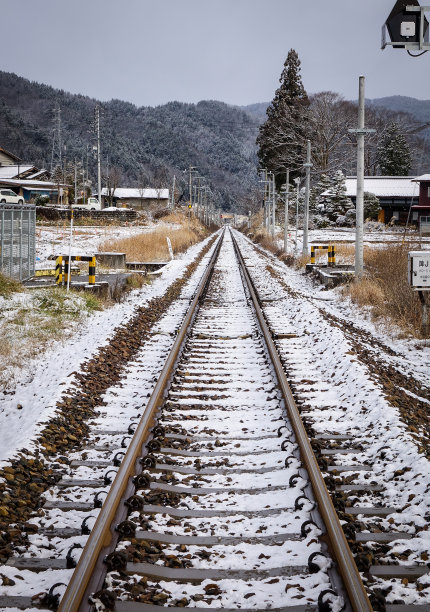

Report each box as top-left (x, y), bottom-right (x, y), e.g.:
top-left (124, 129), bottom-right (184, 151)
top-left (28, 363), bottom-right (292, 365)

top-left (35, 220), bottom-right (181, 267)
top-left (281, 224), bottom-right (430, 258)
top-left (234, 229), bottom-right (430, 605)
top-left (0, 231), bottom-right (217, 464)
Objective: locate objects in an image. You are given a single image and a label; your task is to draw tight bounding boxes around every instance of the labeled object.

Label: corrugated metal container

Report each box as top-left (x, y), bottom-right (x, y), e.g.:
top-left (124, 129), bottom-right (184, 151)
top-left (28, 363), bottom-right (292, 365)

top-left (0, 204), bottom-right (36, 281)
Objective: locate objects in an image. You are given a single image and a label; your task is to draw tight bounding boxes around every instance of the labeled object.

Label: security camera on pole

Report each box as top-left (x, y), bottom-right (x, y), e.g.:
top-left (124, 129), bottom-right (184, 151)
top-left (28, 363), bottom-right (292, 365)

top-left (382, 0), bottom-right (430, 53)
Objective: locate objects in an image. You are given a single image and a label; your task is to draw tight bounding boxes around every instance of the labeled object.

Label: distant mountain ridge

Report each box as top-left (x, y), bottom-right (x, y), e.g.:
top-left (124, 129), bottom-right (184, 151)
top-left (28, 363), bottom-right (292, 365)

top-left (367, 96), bottom-right (430, 125)
top-left (1, 68), bottom-right (430, 212)
top-left (0, 71), bottom-right (260, 211)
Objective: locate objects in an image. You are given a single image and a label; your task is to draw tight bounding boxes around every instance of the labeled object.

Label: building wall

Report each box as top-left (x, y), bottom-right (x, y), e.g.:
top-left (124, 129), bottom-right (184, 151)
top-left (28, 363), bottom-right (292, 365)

top-left (419, 182), bottom-right (430, 208)
top-left (0, 151), bottom-right (16, 166)
top-left (104, 196), bottom-right (169, 210)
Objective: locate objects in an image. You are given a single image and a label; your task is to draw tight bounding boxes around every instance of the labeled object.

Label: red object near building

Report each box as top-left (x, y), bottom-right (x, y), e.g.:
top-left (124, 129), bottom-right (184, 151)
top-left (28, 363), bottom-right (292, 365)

top-left (412, 175), bottom-right (430, 226)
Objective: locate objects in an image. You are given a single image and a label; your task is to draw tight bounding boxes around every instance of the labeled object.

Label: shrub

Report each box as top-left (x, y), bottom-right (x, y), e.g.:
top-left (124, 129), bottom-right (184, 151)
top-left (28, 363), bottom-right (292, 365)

top-left (344, 244), bottom-right (425, 337)
top-left (0, 273), bottom-right (23, 298)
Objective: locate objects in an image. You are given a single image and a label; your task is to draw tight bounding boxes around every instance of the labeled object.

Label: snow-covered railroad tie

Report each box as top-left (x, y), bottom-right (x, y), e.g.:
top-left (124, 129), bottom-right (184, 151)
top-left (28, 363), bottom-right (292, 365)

top-left (232, 229), bottom-right (430, 611)
top-left (1, 228), bottom-right (380, 612)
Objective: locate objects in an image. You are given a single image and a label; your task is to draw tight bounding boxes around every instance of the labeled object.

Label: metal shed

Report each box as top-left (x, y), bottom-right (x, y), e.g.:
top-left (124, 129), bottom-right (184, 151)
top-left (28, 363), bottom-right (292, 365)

top-left (0, 204), bottom-right (36, 281)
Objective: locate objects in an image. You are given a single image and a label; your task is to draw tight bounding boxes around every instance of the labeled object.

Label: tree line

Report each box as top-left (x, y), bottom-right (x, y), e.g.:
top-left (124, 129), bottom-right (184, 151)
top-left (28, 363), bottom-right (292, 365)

top-left (257, 49), bottom-right (426, 185)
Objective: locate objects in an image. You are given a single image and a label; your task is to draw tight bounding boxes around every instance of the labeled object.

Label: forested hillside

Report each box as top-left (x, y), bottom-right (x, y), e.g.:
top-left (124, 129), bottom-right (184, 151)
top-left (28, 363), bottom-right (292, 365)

top-left (2, 70), bottom-right (430, 213)
top-left (0, 71), bottom-right (260, 211)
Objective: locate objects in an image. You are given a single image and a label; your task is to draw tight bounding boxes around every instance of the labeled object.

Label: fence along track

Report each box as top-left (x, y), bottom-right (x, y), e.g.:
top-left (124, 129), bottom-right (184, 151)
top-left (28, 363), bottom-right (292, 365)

top-left (57, 231), bottom-right (225, 611)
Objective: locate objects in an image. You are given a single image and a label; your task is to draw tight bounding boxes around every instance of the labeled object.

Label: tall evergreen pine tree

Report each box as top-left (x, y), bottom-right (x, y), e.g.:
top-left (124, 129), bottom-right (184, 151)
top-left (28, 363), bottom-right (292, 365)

top-left (377, 122), bottom-right (412, 176)
top-left (257, 49), bottom-right (309, 183)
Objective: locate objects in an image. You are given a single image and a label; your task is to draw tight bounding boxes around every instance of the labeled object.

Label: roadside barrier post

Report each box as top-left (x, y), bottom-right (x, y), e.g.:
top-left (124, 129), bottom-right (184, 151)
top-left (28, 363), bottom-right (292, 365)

top-left (64, 259), bottom-right (70, 286)
top-left (89, 256), bottom-right (96, 285)
top-left (310, 245), bottom-right (336, 267)
top-left (55, 256), bottom-right (63, 285)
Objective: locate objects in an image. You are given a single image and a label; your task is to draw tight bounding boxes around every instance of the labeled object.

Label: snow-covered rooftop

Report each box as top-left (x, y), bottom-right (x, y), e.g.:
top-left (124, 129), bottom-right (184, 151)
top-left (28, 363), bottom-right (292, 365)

top-left (0, 178), bottom-right (65, 189)
top-left (26, 169), bottom-right (49, 179)
top-left (412, 174), bottom-right (430, 182)
top-left (0, 165), bottom-right (35, 179)
top-left (100, 187), bottom-right (169, 199)
top-left (323, 177), bottom-right (418, 198)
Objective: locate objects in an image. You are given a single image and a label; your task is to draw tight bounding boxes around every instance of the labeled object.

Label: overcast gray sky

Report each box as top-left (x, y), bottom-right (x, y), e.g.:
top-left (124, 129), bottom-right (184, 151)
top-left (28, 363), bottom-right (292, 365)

top-left (2, 0), bottom-right (429, 107)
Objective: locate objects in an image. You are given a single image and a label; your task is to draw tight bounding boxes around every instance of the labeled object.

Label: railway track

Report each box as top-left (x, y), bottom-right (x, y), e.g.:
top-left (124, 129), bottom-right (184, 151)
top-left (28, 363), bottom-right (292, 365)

top-left (0, 228), bottom-right (428, 611)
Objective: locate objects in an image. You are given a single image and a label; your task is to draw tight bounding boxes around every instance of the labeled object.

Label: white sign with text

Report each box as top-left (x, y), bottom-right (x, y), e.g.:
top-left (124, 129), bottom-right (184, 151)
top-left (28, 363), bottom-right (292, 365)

top-left (408, 251), bottom-right (430, 289)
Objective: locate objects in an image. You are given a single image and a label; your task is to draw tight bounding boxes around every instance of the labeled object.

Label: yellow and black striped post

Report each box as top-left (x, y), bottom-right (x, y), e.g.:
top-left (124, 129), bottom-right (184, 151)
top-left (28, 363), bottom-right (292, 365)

top-left (64, 259), bottom-right (70, 286)
top-left (89, 256), bottom-right (96, 285)
top-left (55, 256), bottom-right (63, 285)
top-left (328, 245), bottom-right (336, 267)
top-left (310, 245), bottom-right (336, 266)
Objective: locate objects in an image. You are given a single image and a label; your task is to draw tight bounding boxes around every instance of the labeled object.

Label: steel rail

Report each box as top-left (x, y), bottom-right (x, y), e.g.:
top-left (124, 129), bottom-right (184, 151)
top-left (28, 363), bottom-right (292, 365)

top-left (231, 230), bottom-right (373, 612)
top-left (58, 230), bottom-right (225, 612)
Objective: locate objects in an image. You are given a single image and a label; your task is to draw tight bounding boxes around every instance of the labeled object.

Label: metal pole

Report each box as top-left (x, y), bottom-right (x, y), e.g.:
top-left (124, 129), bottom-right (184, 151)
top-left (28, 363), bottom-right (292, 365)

top-left (418, 291), bottom-right (428, 337)
top-left (96, 106), bottom-right (102, 209)
top-left (10, 208), bottom-right (13, 278)
top-left (302, 140), bottom-right (311, 255)
top-left (355, 76), bottom-right (365, 278)
top-left (189, 166), bottom-right (193, 210)
top-left (284, 169), bottom-right (289, 254)
top-left (67, 209), bottom-right (73, 292)
top-left (19, 210), bottom-right (22, 281)
top-left (171, 175), bottom-right (176, 210)
top-left (271, 174), bottom-right (276, 238)
top-left (295, 180), bottom-right (300, 255)
top-left (74, 160), bottom-right (77, 207)
top-left (1, 206), bottom-right (4, 272)
top-left (267, 173), bottom-right (272, 235)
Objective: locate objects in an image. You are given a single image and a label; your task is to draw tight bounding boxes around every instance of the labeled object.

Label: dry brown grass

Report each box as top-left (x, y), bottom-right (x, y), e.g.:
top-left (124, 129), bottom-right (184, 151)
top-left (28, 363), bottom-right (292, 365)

top-left (98, 213), bottom-right (208, 261)
top-left (294, 254), bottom-right (311, 269)
top-left (345, 244), bottom-right (425, 337)
top-left (347, 278), bottom-right (385, 308)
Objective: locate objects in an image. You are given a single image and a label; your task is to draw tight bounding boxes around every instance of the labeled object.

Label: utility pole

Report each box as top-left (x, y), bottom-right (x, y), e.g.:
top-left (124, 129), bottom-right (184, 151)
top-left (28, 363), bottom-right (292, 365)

top-left (267, 172), bottom-right (273, 234)
top-left (95, 105), bottom-right (102, 209)
top-left (302, 140), bottom-right (312, 255)
top-left (271, 174), bottom-right (276, 238)
top-left (349, 76), bottom-right (375, 278)
top-left (356, 77), bottom-right (365, 278)
top-left (171, 175), bottom-right (176, 210)
top-left (50, 104), bottom-right (62, 173)
top-left (189, 166), bottom-right (196, 210)
top-left (294, 178), bottom-right (300, 255)
top-left (284, 169), bottom-right (289, 254)
top-left (74, 160), bottom-right (77, 207)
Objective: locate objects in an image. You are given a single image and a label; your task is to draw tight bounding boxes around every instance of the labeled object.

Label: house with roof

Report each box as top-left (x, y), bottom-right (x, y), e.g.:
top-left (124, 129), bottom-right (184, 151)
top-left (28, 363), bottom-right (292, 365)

top-left (322, 176), bottom-right (419, 224)
top-left (0, 146), bottom-right (68, 203)
top-left (99, 187), bottom-right (169, 210)
top-left (411, 175), bottom-right (430, 225)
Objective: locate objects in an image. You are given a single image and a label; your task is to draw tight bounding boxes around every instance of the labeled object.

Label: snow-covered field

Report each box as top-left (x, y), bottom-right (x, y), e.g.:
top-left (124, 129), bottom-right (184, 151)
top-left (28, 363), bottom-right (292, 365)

top-left (0, 225), bottom-right (429, 608)
top-left (0, 230), bottom-right (215, 464)
top-left (35, 221), bottom-right (177, 267)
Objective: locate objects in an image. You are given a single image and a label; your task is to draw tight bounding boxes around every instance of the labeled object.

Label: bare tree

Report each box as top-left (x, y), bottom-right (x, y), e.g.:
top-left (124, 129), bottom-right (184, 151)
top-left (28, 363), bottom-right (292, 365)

top-left (105, 165), bottom-right (122, 207)
top-left (308, 92), bottom-right (356, 176)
